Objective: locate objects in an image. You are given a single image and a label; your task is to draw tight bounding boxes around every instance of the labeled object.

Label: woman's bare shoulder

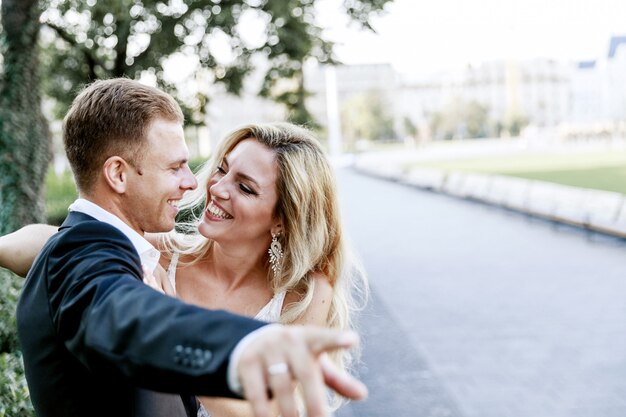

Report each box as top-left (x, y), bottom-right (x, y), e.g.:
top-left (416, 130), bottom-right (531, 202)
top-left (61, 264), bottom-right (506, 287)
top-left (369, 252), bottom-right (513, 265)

top-left (285, 272), bottom-right (333, 326)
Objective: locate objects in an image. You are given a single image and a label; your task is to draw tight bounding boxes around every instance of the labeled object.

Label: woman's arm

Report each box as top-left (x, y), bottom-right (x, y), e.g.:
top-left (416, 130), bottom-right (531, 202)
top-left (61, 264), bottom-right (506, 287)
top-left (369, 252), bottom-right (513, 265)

top-left (0, 224), bottom-right (57, 277)
top-left (288, 273), bottom-right (333, 326)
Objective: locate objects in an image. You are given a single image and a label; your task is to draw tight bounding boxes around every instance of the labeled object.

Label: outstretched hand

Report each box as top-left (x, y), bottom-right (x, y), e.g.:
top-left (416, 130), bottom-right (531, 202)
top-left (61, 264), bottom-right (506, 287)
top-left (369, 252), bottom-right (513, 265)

top-left (237, 325), bottom-right (367, 417)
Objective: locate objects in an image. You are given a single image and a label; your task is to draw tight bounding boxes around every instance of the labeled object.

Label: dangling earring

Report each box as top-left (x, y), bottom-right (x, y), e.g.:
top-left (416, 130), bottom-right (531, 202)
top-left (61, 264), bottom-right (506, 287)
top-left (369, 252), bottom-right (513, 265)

top-left (268, 232), bottom-right (283, 278)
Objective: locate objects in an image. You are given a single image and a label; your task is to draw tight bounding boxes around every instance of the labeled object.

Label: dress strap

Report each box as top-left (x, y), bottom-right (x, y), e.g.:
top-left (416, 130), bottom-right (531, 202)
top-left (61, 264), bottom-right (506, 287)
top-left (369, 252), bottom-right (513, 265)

top-left (166, 252), bottom-right (180, 291)
top-left (254, 290), bottom-right (287, 322)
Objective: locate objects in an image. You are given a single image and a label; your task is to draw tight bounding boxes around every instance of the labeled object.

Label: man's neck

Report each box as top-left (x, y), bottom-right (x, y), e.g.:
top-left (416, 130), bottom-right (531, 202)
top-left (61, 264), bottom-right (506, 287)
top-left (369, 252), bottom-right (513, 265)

top-left (77, 193), bottom-right (143, 236)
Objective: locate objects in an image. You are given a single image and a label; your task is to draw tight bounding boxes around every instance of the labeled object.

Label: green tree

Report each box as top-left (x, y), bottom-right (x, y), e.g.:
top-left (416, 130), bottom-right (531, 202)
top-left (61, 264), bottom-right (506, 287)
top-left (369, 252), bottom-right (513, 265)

top-left (430, 98), bottom-right (489, 140)
top-left (39, 0), bottom-right (392, 124)
top-left (403, 116), bottom-right (418, 138)
top-left (341, 89), bottom-right (396, 147)
top-left (0, 0), bottom-right (392, 234)
top-left (503, 112), bottom-right (528, 137)
top-left (0, 0), bottom-right (51, 235)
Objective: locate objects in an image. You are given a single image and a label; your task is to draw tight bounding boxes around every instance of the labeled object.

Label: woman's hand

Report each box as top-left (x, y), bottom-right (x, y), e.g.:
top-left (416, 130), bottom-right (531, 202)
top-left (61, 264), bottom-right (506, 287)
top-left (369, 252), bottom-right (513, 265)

top-left (142, 264), bottom-right (176, 296)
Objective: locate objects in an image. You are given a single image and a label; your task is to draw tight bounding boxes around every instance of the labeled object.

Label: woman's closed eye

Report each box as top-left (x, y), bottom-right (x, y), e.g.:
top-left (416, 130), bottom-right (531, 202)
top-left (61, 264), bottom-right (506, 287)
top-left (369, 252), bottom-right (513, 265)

top-left (239, 183), bottom-right (257, 195)
top-left (216, 163), bottom-right (257, 195)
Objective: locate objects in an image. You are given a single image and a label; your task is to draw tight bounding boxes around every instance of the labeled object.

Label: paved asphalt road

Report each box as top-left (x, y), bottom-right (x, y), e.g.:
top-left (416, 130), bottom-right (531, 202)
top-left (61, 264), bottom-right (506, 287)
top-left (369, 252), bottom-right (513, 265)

top-left (335, 169), bottom-right (626, 417)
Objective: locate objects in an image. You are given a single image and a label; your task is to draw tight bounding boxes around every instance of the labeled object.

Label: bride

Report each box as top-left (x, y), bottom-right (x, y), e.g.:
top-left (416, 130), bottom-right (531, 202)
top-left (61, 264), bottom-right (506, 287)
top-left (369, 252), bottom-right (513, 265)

top-left (0, 122), bottom-right (367, 417)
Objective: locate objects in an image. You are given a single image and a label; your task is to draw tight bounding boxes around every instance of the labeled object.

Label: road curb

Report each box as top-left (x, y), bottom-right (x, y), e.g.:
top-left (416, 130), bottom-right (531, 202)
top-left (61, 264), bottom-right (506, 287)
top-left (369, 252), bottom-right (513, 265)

top-left (354, 161), bottom-right (626, 239)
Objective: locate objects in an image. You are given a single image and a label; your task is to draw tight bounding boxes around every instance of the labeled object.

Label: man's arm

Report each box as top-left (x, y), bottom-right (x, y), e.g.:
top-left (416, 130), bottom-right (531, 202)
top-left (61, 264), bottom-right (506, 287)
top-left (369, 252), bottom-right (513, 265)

top-left (234, 326), bottom-right (366, 417)
top-left (45, 220), bottom-right (264, 397)
top-left (47, 221), bottom-right (366, 416)
top-left (0, 224), bottom-right (57, 276)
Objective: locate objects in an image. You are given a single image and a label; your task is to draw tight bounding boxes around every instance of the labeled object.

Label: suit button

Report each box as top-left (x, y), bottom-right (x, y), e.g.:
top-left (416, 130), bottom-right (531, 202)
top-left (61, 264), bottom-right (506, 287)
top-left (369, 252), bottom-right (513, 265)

top-left (173, 345), bottom-right (184, 364)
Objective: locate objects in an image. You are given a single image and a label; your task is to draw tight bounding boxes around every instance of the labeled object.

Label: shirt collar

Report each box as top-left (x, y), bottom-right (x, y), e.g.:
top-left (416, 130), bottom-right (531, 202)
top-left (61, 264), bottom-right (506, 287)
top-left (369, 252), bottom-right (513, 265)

top-left (68, 198), bottom-right (161, 272)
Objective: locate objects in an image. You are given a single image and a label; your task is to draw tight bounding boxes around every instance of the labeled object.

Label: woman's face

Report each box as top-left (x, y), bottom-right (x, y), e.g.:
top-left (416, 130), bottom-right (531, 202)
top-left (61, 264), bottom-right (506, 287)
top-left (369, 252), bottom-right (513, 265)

top-left (198, 138), bottom-right (280, 247)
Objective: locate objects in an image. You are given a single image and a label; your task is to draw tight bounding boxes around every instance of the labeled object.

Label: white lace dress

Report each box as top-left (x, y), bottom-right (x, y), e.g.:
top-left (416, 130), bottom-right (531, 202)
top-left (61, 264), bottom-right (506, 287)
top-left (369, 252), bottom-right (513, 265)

top-left (166, 253), bottom-right (286, 417)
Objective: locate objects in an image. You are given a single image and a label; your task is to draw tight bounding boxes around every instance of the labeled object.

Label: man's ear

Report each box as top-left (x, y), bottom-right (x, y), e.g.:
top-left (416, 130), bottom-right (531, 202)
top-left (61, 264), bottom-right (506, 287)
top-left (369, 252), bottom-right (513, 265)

top-left (102, 156), bottom-right (130, 194)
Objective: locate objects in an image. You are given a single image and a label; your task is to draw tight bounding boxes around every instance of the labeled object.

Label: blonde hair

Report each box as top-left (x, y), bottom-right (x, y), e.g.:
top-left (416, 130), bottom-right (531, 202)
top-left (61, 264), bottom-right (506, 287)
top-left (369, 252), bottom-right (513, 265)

top-left (163, 122), bottom-right (367, 405)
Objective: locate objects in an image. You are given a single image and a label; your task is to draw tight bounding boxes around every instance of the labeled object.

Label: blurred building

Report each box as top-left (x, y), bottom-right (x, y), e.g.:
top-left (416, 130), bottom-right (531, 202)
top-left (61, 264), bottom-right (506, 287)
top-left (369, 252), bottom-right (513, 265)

top-left (569, 35), bottom-right (626, 133)
top-left (205, 87), bottom-right (285, 147)
top-left (304, 62), bottom-right (400, 132)
top-left (305, 59), bottom-right (572, 139)
top-left (462, 59), bottom-right (570, 128)
top-left (304, 35), bottom-right (626, 141)
top-left (202, 35), bottom-right (626, 145)
top-left (204, 56), bottom-right (286, 150)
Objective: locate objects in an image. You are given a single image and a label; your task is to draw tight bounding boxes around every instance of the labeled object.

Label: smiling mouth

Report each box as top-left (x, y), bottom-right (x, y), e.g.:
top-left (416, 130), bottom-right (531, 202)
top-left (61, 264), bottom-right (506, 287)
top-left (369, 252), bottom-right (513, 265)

top-left (206, 200), bottom-right (233, 220)
top-left (167, 199), bottom-right (180, 208)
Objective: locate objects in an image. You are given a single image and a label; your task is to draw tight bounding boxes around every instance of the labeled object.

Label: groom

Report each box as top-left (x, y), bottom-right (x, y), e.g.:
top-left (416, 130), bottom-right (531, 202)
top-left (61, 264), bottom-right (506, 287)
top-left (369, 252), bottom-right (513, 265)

top-left (16, 78), bottom-right (365, 417)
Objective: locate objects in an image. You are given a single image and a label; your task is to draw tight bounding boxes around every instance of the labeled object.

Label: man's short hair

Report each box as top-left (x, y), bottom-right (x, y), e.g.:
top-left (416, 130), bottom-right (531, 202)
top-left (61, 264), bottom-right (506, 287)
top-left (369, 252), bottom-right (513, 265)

top-left (63, 78), bottom-right (184, 193)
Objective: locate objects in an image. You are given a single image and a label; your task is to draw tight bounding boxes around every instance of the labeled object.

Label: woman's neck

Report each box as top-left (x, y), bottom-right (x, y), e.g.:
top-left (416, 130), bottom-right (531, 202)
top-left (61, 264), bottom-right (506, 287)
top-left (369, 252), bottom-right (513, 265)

top-left (207, 241), bottom-right (268, 291)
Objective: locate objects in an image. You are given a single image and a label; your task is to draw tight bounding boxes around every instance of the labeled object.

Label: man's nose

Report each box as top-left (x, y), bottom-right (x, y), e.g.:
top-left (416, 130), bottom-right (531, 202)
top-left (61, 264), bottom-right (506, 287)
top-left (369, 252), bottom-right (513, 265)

top-left (181, 165), bottom-right (197, 190)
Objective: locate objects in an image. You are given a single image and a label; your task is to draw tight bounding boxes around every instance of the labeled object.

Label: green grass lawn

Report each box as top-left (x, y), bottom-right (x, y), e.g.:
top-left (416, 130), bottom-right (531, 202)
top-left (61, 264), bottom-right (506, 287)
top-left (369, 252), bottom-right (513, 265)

top-left (411, 151), bottom-right (626, 194)
top-left (45, 170), bottom-right (78, 225)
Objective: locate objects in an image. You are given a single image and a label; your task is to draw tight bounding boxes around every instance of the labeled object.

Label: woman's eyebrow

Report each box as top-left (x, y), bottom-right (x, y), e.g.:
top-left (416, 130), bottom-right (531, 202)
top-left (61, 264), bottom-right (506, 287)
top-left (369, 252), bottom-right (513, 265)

top-left (236, 172), bottom-right (260, 187)
top-left (224, 156), bottom-right (260, 187)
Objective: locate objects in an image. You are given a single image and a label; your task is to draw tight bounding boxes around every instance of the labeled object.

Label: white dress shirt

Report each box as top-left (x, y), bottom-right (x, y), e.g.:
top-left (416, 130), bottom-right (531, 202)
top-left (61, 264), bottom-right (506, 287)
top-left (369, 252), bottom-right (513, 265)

top-left (68, 198), bottom-right (161, 273)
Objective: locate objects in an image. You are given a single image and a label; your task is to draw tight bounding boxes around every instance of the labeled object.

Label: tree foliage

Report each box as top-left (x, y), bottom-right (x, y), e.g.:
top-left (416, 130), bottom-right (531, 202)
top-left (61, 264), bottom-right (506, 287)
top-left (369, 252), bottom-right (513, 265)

top-left (0, 0), bottom-right (392, 233)
top-left (38, 0), bottom-right (392, 124)
top-left (402, 116), bottom-right (418, 138)
top-left (341, 89), bottom-right (396, 146)
top-left (430, 98), bottom-right (489, 140)
top-left (502, 112), bottom-right (529, 137)
top-left (0, 267), bottom-right (33, 416)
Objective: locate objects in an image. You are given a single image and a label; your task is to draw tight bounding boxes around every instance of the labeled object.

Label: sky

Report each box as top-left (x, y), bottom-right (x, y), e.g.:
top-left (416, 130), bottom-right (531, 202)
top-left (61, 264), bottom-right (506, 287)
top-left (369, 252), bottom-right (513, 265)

top-left (317, 0), bottom-right (626, 76)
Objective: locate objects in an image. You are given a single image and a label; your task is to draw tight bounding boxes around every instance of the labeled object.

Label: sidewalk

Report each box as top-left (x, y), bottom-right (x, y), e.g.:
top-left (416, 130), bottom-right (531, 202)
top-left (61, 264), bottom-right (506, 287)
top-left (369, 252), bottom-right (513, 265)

top-left (353, 160), bottom-right (626, 240)
top-left (336, 168), bottom-right (626, 417)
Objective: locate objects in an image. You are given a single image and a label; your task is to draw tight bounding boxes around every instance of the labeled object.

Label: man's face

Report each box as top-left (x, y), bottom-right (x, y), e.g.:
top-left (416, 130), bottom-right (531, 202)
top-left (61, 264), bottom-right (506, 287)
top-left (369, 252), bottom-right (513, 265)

top-left (124, 118), bottom-right (197, 234)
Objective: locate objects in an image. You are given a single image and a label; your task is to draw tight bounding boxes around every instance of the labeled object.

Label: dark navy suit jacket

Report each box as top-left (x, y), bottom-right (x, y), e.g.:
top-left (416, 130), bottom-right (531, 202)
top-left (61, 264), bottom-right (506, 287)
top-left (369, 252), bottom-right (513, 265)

top-left (16, 211), bottom-right (266, 417)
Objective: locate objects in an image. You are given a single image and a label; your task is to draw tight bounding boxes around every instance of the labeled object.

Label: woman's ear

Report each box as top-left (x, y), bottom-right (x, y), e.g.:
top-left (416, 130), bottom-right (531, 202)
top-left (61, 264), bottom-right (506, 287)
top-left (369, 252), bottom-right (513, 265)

top-left (102, 156), bottom-right (130, 194)
top-left (270, 222), bottom-right (283, 237)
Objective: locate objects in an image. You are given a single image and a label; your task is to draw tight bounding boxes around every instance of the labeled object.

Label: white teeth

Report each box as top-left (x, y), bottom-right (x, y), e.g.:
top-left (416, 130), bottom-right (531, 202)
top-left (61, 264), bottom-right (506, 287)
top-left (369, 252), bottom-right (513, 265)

top-left (208, 202), bottom-right (232, 219)
top-left (168, 200), bottom-right (179, 207)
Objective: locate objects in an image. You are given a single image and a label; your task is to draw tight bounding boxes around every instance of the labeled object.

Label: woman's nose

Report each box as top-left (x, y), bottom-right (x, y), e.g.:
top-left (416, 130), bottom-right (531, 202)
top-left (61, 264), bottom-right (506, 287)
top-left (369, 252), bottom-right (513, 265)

top-left (209, 177), bottom-right (229, 200)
